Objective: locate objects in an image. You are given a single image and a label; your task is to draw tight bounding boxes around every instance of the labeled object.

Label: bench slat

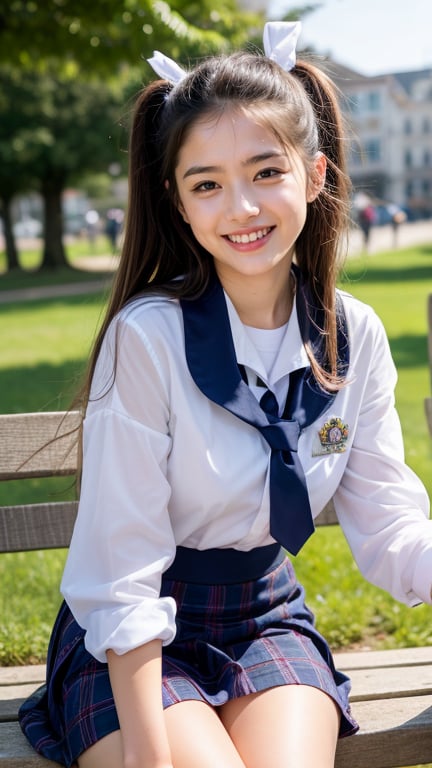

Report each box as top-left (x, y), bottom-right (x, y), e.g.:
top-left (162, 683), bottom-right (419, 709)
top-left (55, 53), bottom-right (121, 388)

top-left (427, 294), bottom-right (432, 436)
top-left (0, 687), bottom-right (43, 721)
top-left (425, 397), bottom-right (432, 437)
top-left (336, 695), bottom-right (432, 768)
top-left (0, 722), bottom-right (58, 766)
top-left (3, 694), bottom-right (432, 768)
top-left (0, 285), bottom-right (430, 768)
top-left (0, 666), bottom-right (46, 686)
top-left (428, 293), bottom-right (432, 382)
top-left (0, 412), bottom-right (80, 480)
top-left (335, 645), bottom-right (432, 670)
top-left (348, 663), bottom-right (432, 701)
top-left (0, 502), bottom-right (78, 553)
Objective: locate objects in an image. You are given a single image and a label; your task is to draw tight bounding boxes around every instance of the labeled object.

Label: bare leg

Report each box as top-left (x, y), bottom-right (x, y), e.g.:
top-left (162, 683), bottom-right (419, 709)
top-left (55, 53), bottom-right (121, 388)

top-left (165, 700), bottom-right (246, 768)
top-left (220, 684), bottom-right (341, 768)
top-left (77, 700), bottom-right (246, 768)
top-left (77, 730), bottom-right (123, 768)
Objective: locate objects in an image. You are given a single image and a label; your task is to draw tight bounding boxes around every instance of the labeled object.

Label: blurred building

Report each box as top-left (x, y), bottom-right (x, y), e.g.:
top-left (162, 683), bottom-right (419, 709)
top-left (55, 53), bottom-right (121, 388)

top-left (330, 63), bottom-right (432, 219)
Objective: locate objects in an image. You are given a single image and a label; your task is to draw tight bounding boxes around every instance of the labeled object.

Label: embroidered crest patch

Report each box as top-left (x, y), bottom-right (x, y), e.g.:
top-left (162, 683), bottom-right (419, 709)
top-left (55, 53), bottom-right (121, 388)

top-left (312, 416), bottom-right (349, 456)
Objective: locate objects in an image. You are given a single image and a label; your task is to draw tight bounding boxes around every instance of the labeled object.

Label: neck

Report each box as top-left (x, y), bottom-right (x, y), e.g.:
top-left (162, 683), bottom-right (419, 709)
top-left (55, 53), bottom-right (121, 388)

top-left (216, 265), bottom-right (295, 330)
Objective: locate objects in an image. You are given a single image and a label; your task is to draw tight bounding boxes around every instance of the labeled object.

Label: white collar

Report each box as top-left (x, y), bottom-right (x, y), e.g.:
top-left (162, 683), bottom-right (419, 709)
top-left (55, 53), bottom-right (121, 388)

top-left (224, 290), bottom-right (309, 387)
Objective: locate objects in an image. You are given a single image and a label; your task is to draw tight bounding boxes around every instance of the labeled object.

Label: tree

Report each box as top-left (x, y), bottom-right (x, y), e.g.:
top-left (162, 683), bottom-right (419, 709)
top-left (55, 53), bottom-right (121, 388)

top-left (0, 67), bottom-right (40, 270)
top-left (0, 64), bottom-right (127, 270)
top-left (0, 1), bottom-right (264, 270)
top-left (0, 1), bottom-right (261, 72)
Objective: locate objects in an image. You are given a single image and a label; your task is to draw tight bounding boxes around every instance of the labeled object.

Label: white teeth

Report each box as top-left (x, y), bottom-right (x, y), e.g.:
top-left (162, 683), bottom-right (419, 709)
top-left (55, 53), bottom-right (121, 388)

top-left (227, 227), bottom-right (271, 244)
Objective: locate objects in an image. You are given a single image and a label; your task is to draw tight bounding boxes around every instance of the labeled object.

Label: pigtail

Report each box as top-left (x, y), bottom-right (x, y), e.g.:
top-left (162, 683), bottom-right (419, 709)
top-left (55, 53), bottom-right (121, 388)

top-left (74, 81), bottom-right (179, 420)
top-left (111, 80), bottom-right (177, 307)
top-left (115, 79), bottom-right (213, 304)
top-left (292, 60), bottom-right (352, 389)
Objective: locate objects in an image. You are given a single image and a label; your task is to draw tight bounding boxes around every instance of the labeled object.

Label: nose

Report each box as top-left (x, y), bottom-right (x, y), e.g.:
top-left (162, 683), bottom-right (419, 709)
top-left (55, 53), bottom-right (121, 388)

top-left (226, 187), bottom-right (260, 222)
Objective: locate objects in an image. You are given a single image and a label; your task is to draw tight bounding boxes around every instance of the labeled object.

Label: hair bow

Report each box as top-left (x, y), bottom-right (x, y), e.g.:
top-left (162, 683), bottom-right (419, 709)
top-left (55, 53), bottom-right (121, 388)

top-left (147, 20), bottom-right (302, 85)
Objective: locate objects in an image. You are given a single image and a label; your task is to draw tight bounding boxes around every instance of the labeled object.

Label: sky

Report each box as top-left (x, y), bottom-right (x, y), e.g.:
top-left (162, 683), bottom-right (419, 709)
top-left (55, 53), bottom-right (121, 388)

top-left (269, 0), bottom-right (432, 76)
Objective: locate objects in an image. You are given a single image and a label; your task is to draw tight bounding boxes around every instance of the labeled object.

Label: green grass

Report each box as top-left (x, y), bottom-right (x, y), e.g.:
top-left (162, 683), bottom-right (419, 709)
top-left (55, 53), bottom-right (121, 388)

top-left (0, 236), bottom-right (115, 291)
top-left (0, 244), bottom-right (431, 664)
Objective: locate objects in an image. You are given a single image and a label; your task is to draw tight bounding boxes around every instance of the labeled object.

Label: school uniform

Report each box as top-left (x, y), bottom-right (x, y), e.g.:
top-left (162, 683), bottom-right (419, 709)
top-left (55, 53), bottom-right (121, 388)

top-left (19, 270), bottom-right (431, 767)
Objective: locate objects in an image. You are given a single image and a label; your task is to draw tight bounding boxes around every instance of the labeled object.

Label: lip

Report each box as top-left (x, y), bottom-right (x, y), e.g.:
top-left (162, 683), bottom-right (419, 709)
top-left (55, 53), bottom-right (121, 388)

top-left (223, 226), bottom-right (274, 249)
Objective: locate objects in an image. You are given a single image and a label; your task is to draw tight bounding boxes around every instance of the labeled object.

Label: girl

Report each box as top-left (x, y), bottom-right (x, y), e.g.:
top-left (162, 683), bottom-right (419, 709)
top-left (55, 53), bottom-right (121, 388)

top-left (19, 21), bottom-right (431, 768)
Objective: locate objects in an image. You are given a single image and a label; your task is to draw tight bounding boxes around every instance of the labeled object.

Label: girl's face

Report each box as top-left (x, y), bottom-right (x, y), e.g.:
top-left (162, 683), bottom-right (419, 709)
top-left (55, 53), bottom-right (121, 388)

top-left (174, 107), bottom-right (325, 291)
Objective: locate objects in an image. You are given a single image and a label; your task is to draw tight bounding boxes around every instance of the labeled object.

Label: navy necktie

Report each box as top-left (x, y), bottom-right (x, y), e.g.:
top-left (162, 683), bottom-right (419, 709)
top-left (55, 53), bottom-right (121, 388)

top-left (257, 385), bottom-right (314, 554)
top-left (180, 269), bottom-right (349, 556)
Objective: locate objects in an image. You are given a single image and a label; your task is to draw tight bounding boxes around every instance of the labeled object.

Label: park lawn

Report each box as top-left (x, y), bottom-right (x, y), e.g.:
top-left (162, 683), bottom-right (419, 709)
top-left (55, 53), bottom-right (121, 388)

top-left (0, 244), bottom-right (431, 664)
top-left (0, 236), bottom-right (115, 291)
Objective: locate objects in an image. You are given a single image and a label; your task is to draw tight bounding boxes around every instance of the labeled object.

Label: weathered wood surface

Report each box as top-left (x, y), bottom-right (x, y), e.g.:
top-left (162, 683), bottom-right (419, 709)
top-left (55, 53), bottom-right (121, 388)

top-left (334, 645), bottom-right (432, 669)
top-left (427, 294), bottom-right (432, 436)
top-left (0, 411), bottom-right (80, 480)
top-left (3, 649), bottom-right (432, 767)
top-left (0, 501), bottom-right (78, 554)
top-left (3, 697), bottom-right (432, 768)
top-left (428, 294), bottom-right (432, 380)
top-left (336, 694), bottom-right (432, 768)
top-left (1, 286), bottom-right (432, 768)
top-left (0, 721), bottom-right (58, 767)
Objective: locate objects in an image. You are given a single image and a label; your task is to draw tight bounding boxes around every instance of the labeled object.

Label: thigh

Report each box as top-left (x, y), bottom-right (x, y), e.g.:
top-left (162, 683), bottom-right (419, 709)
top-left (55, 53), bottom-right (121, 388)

top-left (77, 730), bottom-right (123, 768)
top-left (77, 702), bottom-right (246, 768)
top-left (220, 684), bottom-right (341, 768)
top-left (165, 700), bottom-right (246, 768)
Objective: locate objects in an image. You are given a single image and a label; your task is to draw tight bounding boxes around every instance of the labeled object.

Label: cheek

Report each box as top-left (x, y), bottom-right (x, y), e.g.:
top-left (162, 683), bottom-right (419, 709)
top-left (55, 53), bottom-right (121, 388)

top-left (181, 199), bottom-right (215, 234)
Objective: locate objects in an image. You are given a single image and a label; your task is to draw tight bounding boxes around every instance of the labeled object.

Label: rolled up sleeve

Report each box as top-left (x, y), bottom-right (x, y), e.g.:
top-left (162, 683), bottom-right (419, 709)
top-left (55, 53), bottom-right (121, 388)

top-left (335, 310), bottom-right (432, 606)
top-left (61, 311), bottom-right (177, 662)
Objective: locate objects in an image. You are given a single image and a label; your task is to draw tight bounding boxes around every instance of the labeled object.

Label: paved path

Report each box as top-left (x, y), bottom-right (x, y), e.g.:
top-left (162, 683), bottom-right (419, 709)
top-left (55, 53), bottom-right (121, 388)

top-left (348, 219), bottom-right (432, 255)
top-left (0, 255), bottom-right (118, 305)
top-left (1, 220), bottom-right (431, 304)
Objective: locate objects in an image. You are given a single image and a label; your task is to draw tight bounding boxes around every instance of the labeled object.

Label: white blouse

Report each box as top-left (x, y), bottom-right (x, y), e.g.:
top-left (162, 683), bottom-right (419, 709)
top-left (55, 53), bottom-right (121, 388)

top-left (61, 289), bottom-right (431, 663)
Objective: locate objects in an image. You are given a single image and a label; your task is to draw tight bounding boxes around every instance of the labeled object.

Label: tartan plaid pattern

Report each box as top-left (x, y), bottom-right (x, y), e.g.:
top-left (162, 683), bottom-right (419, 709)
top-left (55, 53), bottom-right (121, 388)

top-left (19, 550), bottom-right (358, 767)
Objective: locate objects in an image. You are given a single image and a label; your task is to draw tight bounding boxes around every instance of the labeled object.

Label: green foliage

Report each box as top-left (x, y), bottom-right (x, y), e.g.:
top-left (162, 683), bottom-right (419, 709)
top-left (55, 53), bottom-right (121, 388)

top-left (0, 64), bottom-right (127, 190)
top-left (1, 1), bottom-right (263, 73)
top-left (0, 243), bottom-right (431, 663)
top-left (0, 550), bottom-right (66, 665)
top-left (339, 245), bottom-right (432, 499)
top-left (0, 0), bottom-right (266, 271)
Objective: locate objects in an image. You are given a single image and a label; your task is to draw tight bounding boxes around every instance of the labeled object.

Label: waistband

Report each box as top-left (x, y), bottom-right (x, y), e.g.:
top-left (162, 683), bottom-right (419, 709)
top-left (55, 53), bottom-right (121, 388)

top-left (162, 543), bottom-right (284, 585)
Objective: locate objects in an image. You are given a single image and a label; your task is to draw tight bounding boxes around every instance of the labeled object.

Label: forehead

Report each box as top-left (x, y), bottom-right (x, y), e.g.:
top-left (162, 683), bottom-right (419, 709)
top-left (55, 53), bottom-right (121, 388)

top-left (176, 106), bottom-right (285, 165)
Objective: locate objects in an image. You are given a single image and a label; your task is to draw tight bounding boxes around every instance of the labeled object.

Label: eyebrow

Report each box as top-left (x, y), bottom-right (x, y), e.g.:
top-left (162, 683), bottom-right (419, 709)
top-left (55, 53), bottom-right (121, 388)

top-left (182, 151), bottom-right (286, 180)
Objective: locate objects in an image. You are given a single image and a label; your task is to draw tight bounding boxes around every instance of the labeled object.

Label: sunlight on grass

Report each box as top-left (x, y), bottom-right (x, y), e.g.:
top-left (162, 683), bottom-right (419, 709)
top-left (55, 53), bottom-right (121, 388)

top-left (0, 235), bottom-right (112, 274)
top-left (0, 243), bottom-right (431, 664)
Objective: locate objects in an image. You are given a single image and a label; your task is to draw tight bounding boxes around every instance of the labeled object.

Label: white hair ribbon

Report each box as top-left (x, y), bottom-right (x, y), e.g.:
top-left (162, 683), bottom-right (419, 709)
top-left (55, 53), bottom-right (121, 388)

top-left (263, 21), bottom-right (302, 71)
top-left (146, 50), bottom-right (187, 84)
top-left (147, 20), bottom-right (302, 84)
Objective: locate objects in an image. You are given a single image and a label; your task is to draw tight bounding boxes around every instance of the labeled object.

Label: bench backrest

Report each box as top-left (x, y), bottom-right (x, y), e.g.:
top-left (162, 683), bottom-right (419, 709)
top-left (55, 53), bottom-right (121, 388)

top-left (426, 293), bottom-right (432, 437)
top-left (0, 409), bottom-right (339, 555)
top-left (1, 292), bottom-right (431, 556)
top-left (0, 411), bottom-right (80, 553)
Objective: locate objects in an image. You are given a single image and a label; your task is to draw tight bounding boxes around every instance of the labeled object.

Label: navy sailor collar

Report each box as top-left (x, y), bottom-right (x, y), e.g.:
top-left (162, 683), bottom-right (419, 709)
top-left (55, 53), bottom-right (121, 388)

top-left (179, 267), bottom-right (349, 432)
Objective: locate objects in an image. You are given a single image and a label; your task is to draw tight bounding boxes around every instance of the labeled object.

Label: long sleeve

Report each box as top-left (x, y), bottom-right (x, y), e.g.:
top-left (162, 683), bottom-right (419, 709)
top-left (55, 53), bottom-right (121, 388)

top-left (61, 307), bottom-right (177, 663)
top-left (334, 304), bottom-right (431, 606)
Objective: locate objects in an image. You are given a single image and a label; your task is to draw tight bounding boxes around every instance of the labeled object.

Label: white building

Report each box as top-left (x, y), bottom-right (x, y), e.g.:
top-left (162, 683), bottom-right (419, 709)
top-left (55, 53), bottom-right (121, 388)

top-left (331, 63), bottom-right (432, 218)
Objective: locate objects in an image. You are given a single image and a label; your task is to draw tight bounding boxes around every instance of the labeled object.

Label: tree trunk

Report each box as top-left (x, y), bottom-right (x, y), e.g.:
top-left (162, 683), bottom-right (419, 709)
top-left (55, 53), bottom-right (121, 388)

top-left (0, 195), bottom-right (20, 271)
top-left (40, 178), bottom-right (69, 270)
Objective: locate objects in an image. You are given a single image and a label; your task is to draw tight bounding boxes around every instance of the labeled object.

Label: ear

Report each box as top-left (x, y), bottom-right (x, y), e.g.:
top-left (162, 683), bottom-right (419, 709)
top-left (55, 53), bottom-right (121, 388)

top-left (307, 152), bottom-right (327, 203)
top-left (166, 179), bottom-right (190, 223)
top-left (177, 201), bottom-right (190, 224)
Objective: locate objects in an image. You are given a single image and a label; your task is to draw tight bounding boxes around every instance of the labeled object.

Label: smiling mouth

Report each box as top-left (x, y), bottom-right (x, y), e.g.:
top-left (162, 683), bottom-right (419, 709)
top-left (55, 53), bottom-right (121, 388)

top-left (225, 227), bottom-right (273, 244)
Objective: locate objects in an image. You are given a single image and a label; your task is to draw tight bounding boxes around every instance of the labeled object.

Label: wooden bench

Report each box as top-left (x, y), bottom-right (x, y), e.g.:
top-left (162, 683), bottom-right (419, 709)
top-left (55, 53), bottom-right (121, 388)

top-left (426, 294), bottom-right (432, 437)
top-left (1, 407), bottom-right (432, 768)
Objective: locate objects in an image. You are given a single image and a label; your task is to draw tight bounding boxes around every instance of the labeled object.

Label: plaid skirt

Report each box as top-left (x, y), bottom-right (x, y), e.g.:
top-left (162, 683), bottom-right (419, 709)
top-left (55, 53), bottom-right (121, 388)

top-left (19, 544), bottom-right (358, 767)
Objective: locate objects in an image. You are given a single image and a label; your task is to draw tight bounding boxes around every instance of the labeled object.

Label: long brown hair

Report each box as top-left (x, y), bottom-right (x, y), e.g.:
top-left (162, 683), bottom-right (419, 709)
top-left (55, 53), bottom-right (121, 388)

top-left (78, 49), bottom-right (351, 419)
